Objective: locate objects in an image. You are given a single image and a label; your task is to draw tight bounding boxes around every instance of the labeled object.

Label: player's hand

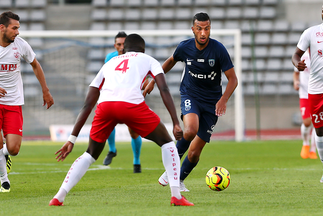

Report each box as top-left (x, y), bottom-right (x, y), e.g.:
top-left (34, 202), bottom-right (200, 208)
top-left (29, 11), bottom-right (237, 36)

top-left (142, 80), bottom-right (155, 97)
top-left (296, 59), bottom-right (307, 71)
top-left (215, 98), bottom-right (227, 117)
top-left (0, 87), bottom-right (7, 98)
top-left (55, 141), bottom-right (74, 162)
top-left (43, 90), bottom-right (54, 109)
top-left (173, 124), bottom-right (183, 140)
top-left (293, 80), bottom-right (300, 91)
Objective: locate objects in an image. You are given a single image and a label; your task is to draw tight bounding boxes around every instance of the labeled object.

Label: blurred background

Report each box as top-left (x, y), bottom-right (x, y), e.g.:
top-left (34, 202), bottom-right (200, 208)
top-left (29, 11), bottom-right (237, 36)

top-left (0, 0), bottom-right (321, 140)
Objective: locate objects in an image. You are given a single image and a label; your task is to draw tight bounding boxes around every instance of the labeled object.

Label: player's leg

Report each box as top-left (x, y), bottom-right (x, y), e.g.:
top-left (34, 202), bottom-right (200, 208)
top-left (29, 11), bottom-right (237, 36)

top-left (50, 138), bottom-right (105, 206)
top-left (309, 128), bottom-right (318, 159)
top-left (128, 127), bottom-right (142, 173)
top-left (103, 128), bottom-right (117, 165)
top-left (300, 99), bottom-right (312, 159)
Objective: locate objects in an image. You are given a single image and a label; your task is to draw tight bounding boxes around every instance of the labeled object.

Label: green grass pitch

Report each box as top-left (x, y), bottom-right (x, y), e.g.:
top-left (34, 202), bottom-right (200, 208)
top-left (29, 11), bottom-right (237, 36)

top-left (1, 139), bottom-right (323, 216)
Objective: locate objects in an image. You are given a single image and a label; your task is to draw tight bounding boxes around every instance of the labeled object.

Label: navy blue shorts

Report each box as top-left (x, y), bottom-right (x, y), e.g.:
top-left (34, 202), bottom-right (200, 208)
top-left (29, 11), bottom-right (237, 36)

top-left (180, 94), bottom-right (218, 143)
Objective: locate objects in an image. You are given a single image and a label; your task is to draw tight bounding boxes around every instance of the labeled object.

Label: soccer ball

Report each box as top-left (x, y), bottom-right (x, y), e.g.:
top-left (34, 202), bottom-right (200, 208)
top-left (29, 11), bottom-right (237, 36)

top-left (205, 166), bottom-right (230, 191)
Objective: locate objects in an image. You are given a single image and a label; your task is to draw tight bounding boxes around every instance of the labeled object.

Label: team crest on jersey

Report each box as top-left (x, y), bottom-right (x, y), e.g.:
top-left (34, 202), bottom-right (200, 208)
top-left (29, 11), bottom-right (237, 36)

top-left (14, 52), bottom-right (19, 59)
top-left (208, 59), bottom-right (215, 67)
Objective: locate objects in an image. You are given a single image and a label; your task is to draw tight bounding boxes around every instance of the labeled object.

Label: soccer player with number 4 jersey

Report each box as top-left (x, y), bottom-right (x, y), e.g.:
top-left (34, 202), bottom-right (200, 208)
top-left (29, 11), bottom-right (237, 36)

top-left (144, 12), bottom-right (238, 191)
top-left (49, 34), bottom-right (193, 206)
top-left (292, 5), bottom-right (323, 182)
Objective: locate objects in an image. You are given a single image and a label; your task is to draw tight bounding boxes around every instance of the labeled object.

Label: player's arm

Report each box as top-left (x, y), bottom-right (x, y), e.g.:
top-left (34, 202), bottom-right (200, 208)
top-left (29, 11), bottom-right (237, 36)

top-left (55, 86), bottom-right (100, 162)
top-left (292, 48), bottom-right (306, 71)
top-left (143, 56), bottom-right (177, 96)
top-left (154, 73), bottom-right (183, 140)
top-left (216, 68), bottom-right (238, 117)
top-left (293, 70), bottom-right (300, 91)
top-left (30, 58), bottom-right (54, 109)
top-left (0, 87), bottom-right (7, 98)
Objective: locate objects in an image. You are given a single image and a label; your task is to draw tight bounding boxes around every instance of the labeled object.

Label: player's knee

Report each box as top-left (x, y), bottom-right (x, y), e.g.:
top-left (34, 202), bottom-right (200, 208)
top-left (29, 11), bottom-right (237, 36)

top-left (187, 150), bottom-right (200, 163)
top-left (184, 129), bottom-right (197, 141)
top-left (8, 146), bottom-right (20, 156)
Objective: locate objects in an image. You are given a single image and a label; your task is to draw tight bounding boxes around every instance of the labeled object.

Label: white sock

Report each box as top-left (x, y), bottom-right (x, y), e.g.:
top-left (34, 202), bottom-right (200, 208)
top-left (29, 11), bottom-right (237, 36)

top-left (315, 134), bottom-right (323, 163)
top-left (161, 142), bottom-right (181, 199)
top-left (54, 152), bottom-right (95, 202)
top-left (310, 129), bottom-right (317, 152)
top-left (0, 148), bottom-right (9, 184)
top-left (2, 143), bottom-right (9, 156)
top-left (301, 123), bottom-right (311, 146)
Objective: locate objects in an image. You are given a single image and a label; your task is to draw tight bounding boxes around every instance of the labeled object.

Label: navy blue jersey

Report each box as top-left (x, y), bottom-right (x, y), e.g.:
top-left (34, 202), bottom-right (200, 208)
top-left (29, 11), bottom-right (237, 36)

top-left (173, 38), bottom-right (234, 103)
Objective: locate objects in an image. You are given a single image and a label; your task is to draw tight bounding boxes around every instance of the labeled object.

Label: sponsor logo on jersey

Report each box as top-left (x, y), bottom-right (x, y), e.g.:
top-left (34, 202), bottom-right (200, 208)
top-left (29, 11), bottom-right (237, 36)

top-left (197, 59), bottom-right (204, 62)
top-left (188, 70), bottom-right (217, 80)
top-left (0, 64), bottom-right (17, 72)
top-left (318, 49), bottom-right (323, 57)
top-left (318, 41), bottom-right (323, 43)
top-left (209, 59), bottom-right (215, 67)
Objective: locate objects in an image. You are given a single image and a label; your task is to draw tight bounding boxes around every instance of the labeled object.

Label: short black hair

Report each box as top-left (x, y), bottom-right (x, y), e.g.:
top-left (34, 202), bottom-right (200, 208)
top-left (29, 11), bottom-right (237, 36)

top-left (124, 34), bottom-right (145, 53)
top-left (192, 12), bottom-right (210, 25)
top-left (0, 11), bottom-right (20, 27)
top-left (115, 31), bottom-right (127, 41)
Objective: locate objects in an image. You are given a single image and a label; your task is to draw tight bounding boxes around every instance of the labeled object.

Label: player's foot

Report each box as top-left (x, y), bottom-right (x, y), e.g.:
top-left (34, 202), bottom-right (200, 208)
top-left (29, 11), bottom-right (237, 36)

top-left (49, 198), bottom-right (64, 206)
top-left (5, 155), bottom-right (12, 174)
top-left (309, 151), bottom-right (318, 159)
top-left (170, 195), bottom-right (194, 206)
top-left (103, 151), bottom-right (117, 166)
top-left (133, 164), bottom-right (141, 173)
top-left (158, 171), bottom-right (168, 186)
top-left (180, 180), bottom-right (189, 192)
top-left (0, 181), bottom-right (10, 192)
top-left (300, 145), bottom-right (310, 159)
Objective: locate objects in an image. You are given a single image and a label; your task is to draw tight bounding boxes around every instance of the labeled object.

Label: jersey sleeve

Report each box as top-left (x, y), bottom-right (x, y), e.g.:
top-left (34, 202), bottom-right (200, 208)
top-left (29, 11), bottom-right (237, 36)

top-left (218, 43), bottom-right (234, 72)
top-left (173, 42), bottom-right (184, 62)
top-left (297, 28), bottom-right (311, 52)
top-left (19, 37), bottom-right (36, 64)
top-left (90, 66), bottom-right (105, 89)
top-left (149, 56), bottom-right (164, 78)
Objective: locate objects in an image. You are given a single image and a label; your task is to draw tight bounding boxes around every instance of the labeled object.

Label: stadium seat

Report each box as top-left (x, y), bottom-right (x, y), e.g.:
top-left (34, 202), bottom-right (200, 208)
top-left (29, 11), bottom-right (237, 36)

top-left (261, 83), bottom-right (277, 95)
top-left (262, 0), bottom-right (278, 5)
top-left (278, 83), bottom-right (294, 95)
top-left (157, 21), bottom-right (173, 30)
top-left (24, 86), bottom-right (39, 97)
top-left (259, 7), bottom-right (276, 19)
top-left (210, 21), bottom-right (223, 29)
top-left (158, 8), bottom-right (175, 20)
top-left (106, 22), bottom-right (123, 30)
top-left (174, 21), bottom-right (191, 30)
top-left (241, 46), bottom-right (252, 58)
top-left (178, 0), bottom-right (192, 6)
top-left (0, 0), bottom-right (12, 8)
top-left (271, 33), bottom-right (288, 45)
top-left (254, 59), bottom-right (266, 71)
top-left (223, 20), bottom-right (240, 29)
top-left (192, 7), bottom-right (209, 15)
top-left (245, 0), bottom-right (260, 5)
top-left (15, 0), bottom-right (30, 8)
top-left (91, 9), bottom-right (107, 21)
top-left (287, 33), bottom-right (300, 45)
top-left (140, 22), bottom-right (157, 30)
top-left (242, 59), bottom-right (251, 71)
top-left (254, 33), bottom-right (271, 45)
top-left (280, 71), bottom-right (293, 82)
top-left (142, 8), bottom-right (158, 20)
top-left (209, 8), bottom-right (225, 20)
top-left (285, 46), bottom-right (296, 58)
top-left (209, 0), bottom-right (226, 6)
top-left (256, 20), bottom-right (274, 32)
top-left (125, 8), bottom-right (141, 21)
top-left (29, 10), bottom-right (46, 22)
top-left (291, 21), bottom-right (307, 32)
top-left (90, 22), bottom-right (106, 30)
top-left (107, 9), bottom-right (124, 21)
top-left (29, 23), bottom-right (45, 30)
top-left (243, 7), bottom-right (259, 19)
top-left (194, 0), bottom-right (208, 6)
top-left (264, 72), bottom-right (279, 83)
top-left (14, 10), bottom-right (29, 22)
top-left (175, 8), bottom-right (192, 20)
top-left (254, 46), bottom-right (268, 58)
top-left (142, 0), bottom-right (159, 7)
top-left (226, 8), bottom-right (242, 19)
top-left (87, 49), bottom-right (105, 60)
top-left (228, 0), bottom-right (243, 5)
top-left (110, 0), bottom-right (125, 7)
top-left (23, 75), bottom-right (39, 85)
top-left (268, 46), bottom-right (285, 58)
top-left (87, 61), bottom-right (103, 73)
top-left (92, 0), bottom-right (108, 7)
top-left (282, 58), bottom-right (294, 71)
top-left (160, 0), bottom-right (175, 6)
top-left (124, 22), bottom-right (140, 30)
top-left (273, 20), bottom-right (290, 32)
top-left (127, 0), bottom-right (141, 7)
top-left (266, 59), bottom-right (282, 71)
top-left (27, 38), bottom-right (44, 47)
top-left (30, 0), bottom-right (46, 8)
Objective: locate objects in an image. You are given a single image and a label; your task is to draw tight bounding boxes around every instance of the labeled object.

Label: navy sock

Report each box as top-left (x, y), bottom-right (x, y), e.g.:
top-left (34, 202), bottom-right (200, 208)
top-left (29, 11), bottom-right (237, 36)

top-left (176, 138), bottom-right (191, 159)
top-left (180, 156), bottom-right (198, 181)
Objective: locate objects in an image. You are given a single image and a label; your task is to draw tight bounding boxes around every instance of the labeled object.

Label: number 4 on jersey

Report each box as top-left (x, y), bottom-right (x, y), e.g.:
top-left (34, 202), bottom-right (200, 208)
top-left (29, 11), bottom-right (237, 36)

top-left (115, 59), bottom-right (129, 73)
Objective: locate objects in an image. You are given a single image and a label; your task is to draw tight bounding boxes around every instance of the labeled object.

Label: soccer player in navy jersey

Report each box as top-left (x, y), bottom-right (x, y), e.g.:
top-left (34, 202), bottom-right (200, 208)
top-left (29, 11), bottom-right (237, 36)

top-left (102, 31), bottom-right (143, 174)
top-left (144, 12), bottom-right (238, 191)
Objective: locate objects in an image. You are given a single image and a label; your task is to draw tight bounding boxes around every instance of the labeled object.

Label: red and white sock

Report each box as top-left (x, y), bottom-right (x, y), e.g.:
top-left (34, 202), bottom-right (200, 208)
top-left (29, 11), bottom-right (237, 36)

top-left (54, 152), bottom-right (95, 202)
top-left (161, 142), bottom-right (181, 199)
top-left (301, 123), bottom-right (311, 146)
